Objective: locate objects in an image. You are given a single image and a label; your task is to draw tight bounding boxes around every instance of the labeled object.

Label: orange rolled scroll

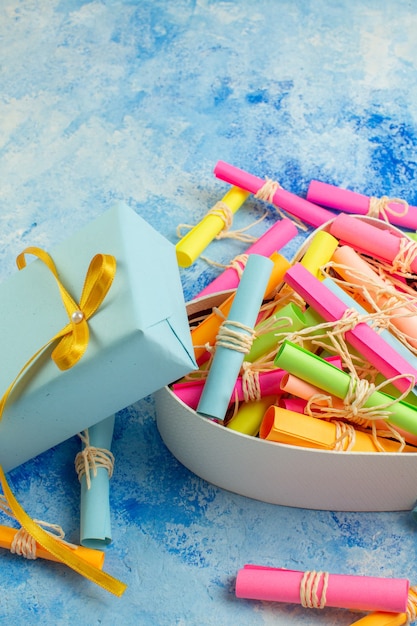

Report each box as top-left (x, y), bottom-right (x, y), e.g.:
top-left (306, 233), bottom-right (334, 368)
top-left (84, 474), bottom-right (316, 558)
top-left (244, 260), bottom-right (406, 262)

top-left (259, 406), bottom-right (417, 453)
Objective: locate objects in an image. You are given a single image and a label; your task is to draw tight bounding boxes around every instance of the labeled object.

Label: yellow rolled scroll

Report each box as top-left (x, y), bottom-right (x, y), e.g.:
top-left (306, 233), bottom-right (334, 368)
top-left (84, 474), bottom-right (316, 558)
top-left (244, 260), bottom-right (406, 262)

top-left (300, 230), bottom-right (339, 279)
top-left (176, 186), bottom-right (250, 267)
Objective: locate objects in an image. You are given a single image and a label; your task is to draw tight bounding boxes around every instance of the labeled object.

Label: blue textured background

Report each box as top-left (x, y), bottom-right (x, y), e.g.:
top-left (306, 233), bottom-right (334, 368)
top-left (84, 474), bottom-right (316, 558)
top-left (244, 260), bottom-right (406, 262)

top-left (1, 1), bottom-right (417, 624)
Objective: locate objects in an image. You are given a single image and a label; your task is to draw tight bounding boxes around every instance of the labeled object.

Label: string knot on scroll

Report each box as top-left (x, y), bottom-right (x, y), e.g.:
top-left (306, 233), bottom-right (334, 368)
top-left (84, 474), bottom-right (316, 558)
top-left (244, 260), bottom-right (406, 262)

top-left (368, 195), bottom-right (409, 223)
top-left (241, 362), bottom-right (261, 402)
top-left (300, 570), bottom-right (329, 609)
top-left (178, 203), bottom-right (265, 249)
top-left (392, 236), bottom-right (417, 276)
top-left (407, 585), bottom-right (417, 623)
top-left (306, 374), bottom-right (413, 452)
top-left (75, 429), bottom-right (115, 490)
top-left (215, 320), bottom-right (257, 354)
top-left (255, 177), bottom-right (308, 231)
top-left (332, 421), bottom-right (357, 451)
top-left (198, 252), bottom-right (249, 275)
top-left (0, 494), bottom-right (75, 560)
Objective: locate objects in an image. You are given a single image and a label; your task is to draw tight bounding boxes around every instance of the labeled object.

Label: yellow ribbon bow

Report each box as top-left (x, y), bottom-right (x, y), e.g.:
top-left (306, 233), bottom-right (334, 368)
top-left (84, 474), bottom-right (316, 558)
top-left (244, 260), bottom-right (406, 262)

top-left (0, 246), bottom-right (127, 596)
top-left (0, 247), bottom-right (117, 416)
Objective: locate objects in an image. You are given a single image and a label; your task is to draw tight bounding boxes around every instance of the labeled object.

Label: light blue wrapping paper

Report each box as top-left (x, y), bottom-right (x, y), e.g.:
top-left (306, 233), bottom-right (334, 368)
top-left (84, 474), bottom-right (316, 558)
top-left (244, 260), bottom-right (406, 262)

top-left (197, 254), bottom-right (273, 421)
top-left (79, 414), bottom-right (115, 549)
top-left (0, 203), bottom-right (196, 471)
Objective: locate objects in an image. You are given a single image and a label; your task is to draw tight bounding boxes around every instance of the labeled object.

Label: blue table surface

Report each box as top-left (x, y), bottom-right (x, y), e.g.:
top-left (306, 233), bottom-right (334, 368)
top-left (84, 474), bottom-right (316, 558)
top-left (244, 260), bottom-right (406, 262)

top-left (1, 1), bottom-right (417, 624)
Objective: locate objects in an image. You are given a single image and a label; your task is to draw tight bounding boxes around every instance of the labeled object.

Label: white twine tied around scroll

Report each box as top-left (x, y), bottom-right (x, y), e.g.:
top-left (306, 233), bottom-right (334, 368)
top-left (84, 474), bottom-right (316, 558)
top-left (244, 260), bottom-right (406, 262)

top-left (200, 252), bottom-right (250, 276)
top-left (177, 201), bottom-right (268, 267)
top-left (280, 307), bottom-right (375, 378)
top-left (215, 319), bottom-right (257, 354)
top-left (406, 585), bottom-right (417, 624)
top-left (324, 260), bottom-right (417, 357)
top-left (0, 494), bottom-right (76, 559)
top-left (227, 362), bottom-right (263, 424)
top-left (391, 235), bottom-right (417, 277)
top-left (75, 429), bottom-right (115, 490)
top-left (305, 373), bottom-right (414, 452)
top-left (206, 202), bottom-right (267, 243)
top-left (244, 315), bottom-right (300, 370)
top-left (214, 320), bottom-right (258, 422)
top-left (198, 207), bottom-right (268, 269)
top-left (300, 570), bottom-right (329, 609)
top-left (368, 195), bottom-right (409, 223)
top-left (255, 177), bottom-right (308, 232)
top-left (240, 362), bottom-right (262, 403)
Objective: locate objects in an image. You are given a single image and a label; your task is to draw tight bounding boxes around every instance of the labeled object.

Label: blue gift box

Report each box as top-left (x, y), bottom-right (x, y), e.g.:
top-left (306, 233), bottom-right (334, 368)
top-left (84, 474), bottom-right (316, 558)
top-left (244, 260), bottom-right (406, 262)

top-left (0, 203), bottom-right (196, 471)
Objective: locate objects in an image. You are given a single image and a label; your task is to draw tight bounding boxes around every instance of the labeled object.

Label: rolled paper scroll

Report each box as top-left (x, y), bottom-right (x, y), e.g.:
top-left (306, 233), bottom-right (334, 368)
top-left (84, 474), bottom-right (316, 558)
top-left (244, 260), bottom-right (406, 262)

top-left (245, 302), bottom-right (307, 363)
top-left (174, 355), bottom-right (343, 410)
top-left (279, 397), bottom-right (307, 413)
top-left (259, 405), bottom-right (417, 452)
top-left (235, 565), bottom-right (409, 613)
top-left (281, 371), bottom-right (417, 448)
top-left (331, 245), bottom-right (417, 350)
top-left (191, 252), bottom-right (291, 363)
top-left (0, 524), bottom-right (105, 569)
top-left (76, 414), bottom-right (115, 549)
top-left (299, 230), bottom-right (339, 279)
top-left (226, 395), bottom-right (277, 436)
top-left (307, 179), bottom-right (417, 230)
top-left (263, 251), bottom-right (294, 300)
top-left (349, 613), bottom-right (407, 626)
top-left (280, 372), bottom-right (344, 406)
top-left (323, 277), bottom-right (417, 373)
top-left (274, 341), bottom-right (417, 437)
top-left (195, 217), bottom-right (296, 298)
top-left (172, 368), bottom-right (286, 410)
top-left (323, 276), bottom-right (417, 408)
top-left (197, 254), bottom-right (273, 421)
top-left (284, 262), bottom-right (417, 395)
top-left (175, 186), bottom-right (250, 267)
top-left (191, 294), bottom-right (234, 362)
top-left (173, 353), bottom-right (342, 411)
top-left (329, 213), bottom-right (417, 273)
top-left (374, 374), bottom-right (417, 408)
top-left (213, 160), bottom-right (334, 228)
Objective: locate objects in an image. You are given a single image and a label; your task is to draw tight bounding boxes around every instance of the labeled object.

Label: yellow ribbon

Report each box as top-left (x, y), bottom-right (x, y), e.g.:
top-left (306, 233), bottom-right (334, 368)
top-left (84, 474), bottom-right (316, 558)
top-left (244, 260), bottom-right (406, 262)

top-left (0, 246), bottom-right (127, 596)
top-left (0, 467), bottom-right (126, 596)
top-left (0, 247), bottom-right (117, 415)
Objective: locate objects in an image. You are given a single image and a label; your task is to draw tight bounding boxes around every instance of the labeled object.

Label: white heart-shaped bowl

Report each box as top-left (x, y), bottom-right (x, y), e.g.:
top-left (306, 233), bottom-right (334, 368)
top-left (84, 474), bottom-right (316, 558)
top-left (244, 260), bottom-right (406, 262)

top-left (154, 216), bottom-right (417, 511)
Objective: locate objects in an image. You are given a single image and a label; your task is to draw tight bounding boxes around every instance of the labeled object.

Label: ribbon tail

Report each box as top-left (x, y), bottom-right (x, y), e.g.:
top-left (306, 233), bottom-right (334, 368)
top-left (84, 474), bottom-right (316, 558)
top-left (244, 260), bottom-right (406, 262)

top-left (0, 467), bottom-right (127, 597)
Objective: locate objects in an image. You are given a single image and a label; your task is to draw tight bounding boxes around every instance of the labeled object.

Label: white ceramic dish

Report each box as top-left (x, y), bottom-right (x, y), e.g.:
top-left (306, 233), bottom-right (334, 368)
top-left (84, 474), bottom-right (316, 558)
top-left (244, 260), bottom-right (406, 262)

top-left (154, 217), bottom-right (417, 511)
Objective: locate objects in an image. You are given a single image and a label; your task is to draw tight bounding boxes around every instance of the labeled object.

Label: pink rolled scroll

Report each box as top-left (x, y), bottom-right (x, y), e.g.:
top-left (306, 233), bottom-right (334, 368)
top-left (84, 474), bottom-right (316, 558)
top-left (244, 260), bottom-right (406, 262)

top-left (172, 354), bottom-right (343, 409)
top-left (329, 213), bottom-right (417, 273)
top-left (307, 180), bottom-right (417, 230)
top-left (281, 373), bottom-right (345, 407)
top-left (284, 263), bottom-right (417, 394)
top-left (235, 565), bottom-right (409, 613)
top-left (279, 397), bottom-right (306, 413)
top-left (172, 368), bottom-right (285, 410)
top-left (195, 217), bottom-right (297, 298)
top-left (213, 161), bottom-right (334, 228)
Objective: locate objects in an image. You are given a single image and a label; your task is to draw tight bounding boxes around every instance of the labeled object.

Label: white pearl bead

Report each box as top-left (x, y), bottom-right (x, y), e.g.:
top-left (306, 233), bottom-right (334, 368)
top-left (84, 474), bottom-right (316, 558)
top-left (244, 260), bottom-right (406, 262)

top-left (71, 310), bottom-right (84, 324)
